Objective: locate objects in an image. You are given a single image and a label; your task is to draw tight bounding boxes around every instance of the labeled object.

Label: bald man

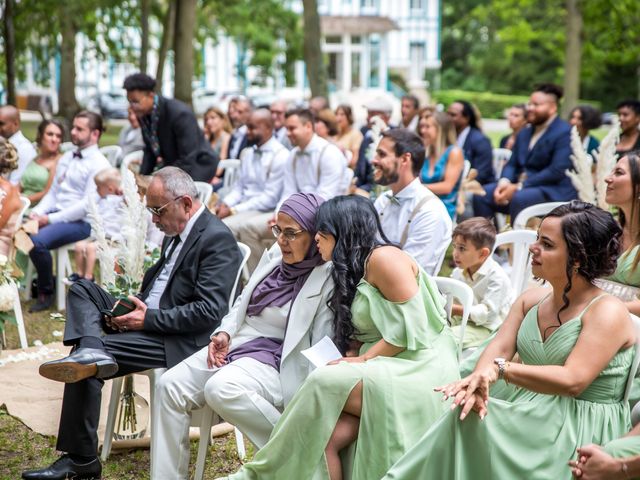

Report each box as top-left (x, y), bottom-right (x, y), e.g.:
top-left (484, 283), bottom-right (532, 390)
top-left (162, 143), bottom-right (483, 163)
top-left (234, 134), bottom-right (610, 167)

top-left (0, 105), bottom-right (37, 184)
top-left (217, 109), bottom-right (289, 267)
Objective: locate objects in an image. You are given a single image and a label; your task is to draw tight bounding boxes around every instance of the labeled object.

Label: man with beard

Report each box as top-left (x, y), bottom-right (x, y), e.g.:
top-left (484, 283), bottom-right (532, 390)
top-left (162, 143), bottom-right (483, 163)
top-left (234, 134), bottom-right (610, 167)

top-left (473, 83), bottom-right (575, 222)
top-left (373, 129), bottom-right (452, 275)
top-left (217, 109), bottom-right (289, 265)
top-left (27, 111), bottom-right (111, 311)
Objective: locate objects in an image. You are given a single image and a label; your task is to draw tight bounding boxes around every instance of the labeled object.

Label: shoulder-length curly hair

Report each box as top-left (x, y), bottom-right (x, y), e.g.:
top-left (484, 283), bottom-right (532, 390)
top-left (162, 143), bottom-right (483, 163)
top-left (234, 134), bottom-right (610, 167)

top-left (542, 200), bottom-right (622, 333)
top-left (315, 195), bottom-right (392, 353)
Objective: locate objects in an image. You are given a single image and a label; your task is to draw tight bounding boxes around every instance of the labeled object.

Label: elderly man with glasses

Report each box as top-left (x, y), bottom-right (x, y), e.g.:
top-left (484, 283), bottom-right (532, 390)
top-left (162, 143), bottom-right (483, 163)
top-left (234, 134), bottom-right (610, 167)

top-left (22, 166), bottom-right (242, 480)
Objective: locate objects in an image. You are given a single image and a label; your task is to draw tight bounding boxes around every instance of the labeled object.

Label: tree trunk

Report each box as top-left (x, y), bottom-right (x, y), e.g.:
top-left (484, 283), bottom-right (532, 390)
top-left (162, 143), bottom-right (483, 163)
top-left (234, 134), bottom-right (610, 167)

top-left (173, 0), bottom-right (196, 107)
top-left (3, 0), bottom-right (17, 106)
top-left (155, 0), bottom-right (176, 94)
top-left (562, 0), bottom-right (582, 117)
top-left (139, 0), bottom-right (151, 73)
top-left (58, 12), bottom-right (80, 124)
top-left (302, 0), bottom-right (328, 98)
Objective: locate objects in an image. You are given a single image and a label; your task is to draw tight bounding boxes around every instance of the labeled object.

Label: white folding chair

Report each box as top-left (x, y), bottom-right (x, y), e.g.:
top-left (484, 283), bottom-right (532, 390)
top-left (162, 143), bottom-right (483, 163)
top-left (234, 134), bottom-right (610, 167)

top-left (102, 242), bottom-right (252, 464)
top-left (99, 145), bottom-right (123, 168)
top-left (60, 142), bottom-right (75, 153)
top-left (434, 277), bottom-right (474, 361)
top-left (492, 148), bottom-right (512, 179)
top-left (194, 181), bottom-right (213, 206)
top-left (512, 202), bottom-right (567, 230)
top-left (121, 150), bottom-right (144, 172)
top-left (217, 159), bottom-right (241, 200)
top-left (23, 243), bottom-right (74, 310)
top-left (493, 230), bottom-right (537, 297)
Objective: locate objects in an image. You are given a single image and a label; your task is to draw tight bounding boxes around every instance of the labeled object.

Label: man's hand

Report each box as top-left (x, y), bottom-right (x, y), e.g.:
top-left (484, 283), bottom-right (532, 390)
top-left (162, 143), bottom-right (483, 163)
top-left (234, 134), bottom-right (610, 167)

top-left (110, 296), bottom-right (147, 332)
top-left (207, 332), bottom-right (230, 368)
top-left (493, 183), bottom-right (517, 205)
top-left (217, 203), bottom-right (232, 219)
top-left (30, 213), bottom-right (49, 227)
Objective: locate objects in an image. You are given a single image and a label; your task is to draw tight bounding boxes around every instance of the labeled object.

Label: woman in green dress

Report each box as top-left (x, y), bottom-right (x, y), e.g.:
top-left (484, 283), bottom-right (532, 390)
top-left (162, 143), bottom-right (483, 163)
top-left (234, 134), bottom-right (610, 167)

top-left (224, 195), bottom-right (460, 480)
top-left (19, 119), bottom-right (63, 208)
top-left (604, 151), bottom-right (640, 314)
top-left (384, 201), bottom-right (636, 480)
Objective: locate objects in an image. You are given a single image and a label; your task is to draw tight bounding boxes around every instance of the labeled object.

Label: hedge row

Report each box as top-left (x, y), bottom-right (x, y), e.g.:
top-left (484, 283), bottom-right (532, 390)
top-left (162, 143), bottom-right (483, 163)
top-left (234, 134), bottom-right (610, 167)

top-left (431, 89), bottom-right (602, 119)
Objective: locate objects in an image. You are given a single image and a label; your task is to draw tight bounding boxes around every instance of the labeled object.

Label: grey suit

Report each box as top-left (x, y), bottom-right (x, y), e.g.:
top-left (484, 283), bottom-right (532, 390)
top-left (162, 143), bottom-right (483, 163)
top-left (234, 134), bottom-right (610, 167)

top-left (56, 208), bottom-right (242, 456)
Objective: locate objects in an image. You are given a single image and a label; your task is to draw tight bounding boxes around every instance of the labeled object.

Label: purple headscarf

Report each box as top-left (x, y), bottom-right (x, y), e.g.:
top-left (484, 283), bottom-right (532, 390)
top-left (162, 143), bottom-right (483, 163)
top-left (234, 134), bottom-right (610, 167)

top-left (246, 193), bottom-right (325, 316)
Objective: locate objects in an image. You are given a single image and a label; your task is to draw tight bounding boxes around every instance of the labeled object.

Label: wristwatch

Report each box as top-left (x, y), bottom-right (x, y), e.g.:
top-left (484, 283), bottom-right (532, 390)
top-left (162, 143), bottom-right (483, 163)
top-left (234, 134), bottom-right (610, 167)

top-left (494, 357), bottom-right (507, 380)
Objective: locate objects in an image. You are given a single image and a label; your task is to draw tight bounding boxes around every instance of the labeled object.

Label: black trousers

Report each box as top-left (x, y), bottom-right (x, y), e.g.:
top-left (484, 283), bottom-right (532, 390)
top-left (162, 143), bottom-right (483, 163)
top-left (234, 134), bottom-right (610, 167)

top-left (56, 280), bottom-right (167, 456)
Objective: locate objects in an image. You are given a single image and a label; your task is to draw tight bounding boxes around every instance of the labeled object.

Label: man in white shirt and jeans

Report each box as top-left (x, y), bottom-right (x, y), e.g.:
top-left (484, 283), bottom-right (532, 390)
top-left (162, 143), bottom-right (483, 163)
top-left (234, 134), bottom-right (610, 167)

top-left (373, 129), bottom-right (452, 275)
top-left (232, 108), bottom-right (347, 271)
top-left (217, 109), bottom-right (289, 268)
top-left (0, 104), bottom-right (37, 184)
top-left (28, 111), bottom-right (111, 311)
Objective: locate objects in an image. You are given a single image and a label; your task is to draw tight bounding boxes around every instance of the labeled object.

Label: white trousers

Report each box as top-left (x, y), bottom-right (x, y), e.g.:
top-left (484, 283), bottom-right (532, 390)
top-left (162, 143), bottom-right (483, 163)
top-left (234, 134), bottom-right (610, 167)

top-left (223, 211), bottom-right (275, 272)
top-left (151, 346), bottom-right (283, 480)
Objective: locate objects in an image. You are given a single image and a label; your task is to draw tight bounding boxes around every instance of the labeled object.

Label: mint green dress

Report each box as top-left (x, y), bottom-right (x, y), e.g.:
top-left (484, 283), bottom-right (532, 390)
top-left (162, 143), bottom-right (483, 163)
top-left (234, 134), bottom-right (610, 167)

top-left (19, 160), bottom-right (50, 209)
top-left (604, 435), bottom-right (640, 479)
top-left (227, 269), bottom-right (460, 480)
top-left (384, 296), bottom-right (634, 480)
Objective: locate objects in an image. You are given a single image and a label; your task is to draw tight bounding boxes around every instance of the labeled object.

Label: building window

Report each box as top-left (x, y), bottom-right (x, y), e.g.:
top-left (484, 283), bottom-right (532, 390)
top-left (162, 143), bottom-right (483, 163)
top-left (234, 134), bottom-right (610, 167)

top-left (409, 42), bottom-right (426, 83)
top-left (325, 35), bottom-right (342, 44)
top-left (361, 0), bottom-right (378, 8)
top-left (410, 0), bottom-right (427, 10)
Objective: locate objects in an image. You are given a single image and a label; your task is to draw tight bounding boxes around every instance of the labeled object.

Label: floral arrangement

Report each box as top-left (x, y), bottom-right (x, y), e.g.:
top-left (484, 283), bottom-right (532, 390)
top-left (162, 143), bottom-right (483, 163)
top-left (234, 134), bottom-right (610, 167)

top-left (88, 166), bottom-right (155, 298)
top-left (366, 115), bottom-right (388, 164)
top-left (567, 119), bottom-right (621, 209)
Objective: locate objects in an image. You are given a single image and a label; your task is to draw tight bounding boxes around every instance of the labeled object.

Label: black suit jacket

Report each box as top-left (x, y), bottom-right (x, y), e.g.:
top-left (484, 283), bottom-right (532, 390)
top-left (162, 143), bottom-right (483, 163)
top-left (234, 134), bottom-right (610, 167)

top-left (140, 208), bottom-right (241, 367)
top-left (140, 96), bottom-right (219, 182)
top-left (462, 127), bottom-right (494, 185)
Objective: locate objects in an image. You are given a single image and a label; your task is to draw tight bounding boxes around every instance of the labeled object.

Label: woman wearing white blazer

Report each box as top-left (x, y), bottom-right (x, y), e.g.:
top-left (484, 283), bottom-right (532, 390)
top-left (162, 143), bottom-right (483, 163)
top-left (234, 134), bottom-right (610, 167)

top-left (151, 193), bottom-right (334, 479)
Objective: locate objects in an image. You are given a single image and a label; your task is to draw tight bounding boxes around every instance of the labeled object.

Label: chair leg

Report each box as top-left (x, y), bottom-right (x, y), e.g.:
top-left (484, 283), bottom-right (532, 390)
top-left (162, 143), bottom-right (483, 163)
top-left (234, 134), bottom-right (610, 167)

top-left (12, 283), bottom-right (28, 349)
top-left (194, 407), bottom-right (216, 480)
top-left (101, 376), bottom-right (124, 462)
top-left (23, 261), bottom-right (34, 301)
top-left (234, 427), bottom-right (246, 460)
top-left (56, 248), bottom-right (72, 311)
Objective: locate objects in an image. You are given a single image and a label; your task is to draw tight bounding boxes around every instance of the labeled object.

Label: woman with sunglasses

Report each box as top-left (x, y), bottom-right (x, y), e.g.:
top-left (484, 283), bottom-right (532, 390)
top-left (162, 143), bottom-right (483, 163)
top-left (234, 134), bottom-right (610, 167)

top-left (152, 192), bottom-right (336, 478)
top-left (222, 195), bottom-right (459, 480)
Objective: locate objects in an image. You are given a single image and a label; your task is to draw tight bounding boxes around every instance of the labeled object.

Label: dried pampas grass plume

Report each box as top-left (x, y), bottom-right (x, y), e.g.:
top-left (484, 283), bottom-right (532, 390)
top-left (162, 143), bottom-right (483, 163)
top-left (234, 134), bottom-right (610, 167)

top-left (593, 117), bottom-right (620, 210)
top-left (566, 126), bottom-right (595, 204)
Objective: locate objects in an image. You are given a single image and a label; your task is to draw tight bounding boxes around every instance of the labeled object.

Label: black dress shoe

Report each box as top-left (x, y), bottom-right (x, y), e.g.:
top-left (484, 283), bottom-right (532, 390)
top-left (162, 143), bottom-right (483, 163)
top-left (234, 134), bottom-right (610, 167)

top-left (39, 348), bottom-right (118, 383)
top-left (29, 293), bottom-right (54, 312)
top-left (22, 454), bottom-right (101, 479)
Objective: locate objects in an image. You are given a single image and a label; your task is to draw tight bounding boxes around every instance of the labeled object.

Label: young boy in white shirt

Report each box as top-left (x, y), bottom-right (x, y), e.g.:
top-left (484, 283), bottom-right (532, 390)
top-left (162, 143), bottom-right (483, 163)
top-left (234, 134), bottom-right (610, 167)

top-left (69, 168), bottom-right (124, 282)
top-left (450, 217), bottom-right (515, 348)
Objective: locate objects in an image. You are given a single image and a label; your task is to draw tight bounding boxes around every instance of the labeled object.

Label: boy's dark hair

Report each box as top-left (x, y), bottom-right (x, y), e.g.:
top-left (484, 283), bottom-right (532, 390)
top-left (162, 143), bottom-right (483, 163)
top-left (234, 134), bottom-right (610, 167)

top-left (452, 217), bottom-right (496, 250)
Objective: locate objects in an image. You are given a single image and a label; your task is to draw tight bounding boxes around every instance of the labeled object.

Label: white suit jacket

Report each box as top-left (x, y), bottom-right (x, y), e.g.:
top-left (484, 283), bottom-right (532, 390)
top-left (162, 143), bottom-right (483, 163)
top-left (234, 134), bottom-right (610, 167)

top-left (213, 249), bottom-right (335, 405)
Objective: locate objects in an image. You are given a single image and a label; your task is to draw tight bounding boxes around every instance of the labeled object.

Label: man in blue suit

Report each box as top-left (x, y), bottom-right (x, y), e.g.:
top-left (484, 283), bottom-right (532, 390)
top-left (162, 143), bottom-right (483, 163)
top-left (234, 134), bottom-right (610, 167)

top-left (447, 100), bottom-right (495, 185)
top-left (473, 84), bottom-right (576, 222)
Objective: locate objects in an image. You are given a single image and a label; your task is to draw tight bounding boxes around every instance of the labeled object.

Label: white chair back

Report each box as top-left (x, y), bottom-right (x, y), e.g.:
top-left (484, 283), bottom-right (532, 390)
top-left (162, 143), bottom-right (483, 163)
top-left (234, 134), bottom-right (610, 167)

top-left (18, 196), bottom-right (30, 223)
top-left (99, 145), bottom-right (123, 167)
top-left (217, 159), bottom-right (241, 199)
top-left (194, 181), bottom-right (213, 206)
top-left (462, 159), bottom-right (471, 182)
top-left (624, 314), bottom-right (640, 407)
top-left (492, 148), bottom-right (512, 178)
top-left (434, 277), bottom-right (474, 361)
top-left (513, 202), bottom-right (568, 230)
top-left (60, 141), bottom-right (75, 153)
top-left (121, 150), bottom-right (144, 171)
top-left (493, 230), bottom-right (537, 296)
top-left (230, 242), bottom-right (251, 304)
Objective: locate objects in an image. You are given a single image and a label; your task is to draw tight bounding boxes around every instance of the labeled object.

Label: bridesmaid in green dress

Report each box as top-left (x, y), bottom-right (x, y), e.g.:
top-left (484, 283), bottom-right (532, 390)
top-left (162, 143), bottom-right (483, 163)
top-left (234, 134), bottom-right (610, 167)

top-left (604, 151), bottom-right (640, 314)
top-left (384, 201), bottom-right (636, 480)
top-left (19, 119), bottom-right (63, 209)
top-left (224, 195), bottom-right (460, 480)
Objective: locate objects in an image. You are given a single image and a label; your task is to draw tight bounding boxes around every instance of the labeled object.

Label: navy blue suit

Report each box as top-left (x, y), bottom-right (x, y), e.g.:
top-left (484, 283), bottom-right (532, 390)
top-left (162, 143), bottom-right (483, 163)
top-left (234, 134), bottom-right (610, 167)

top-left (473, 117), bottom-right (576, 222)
top-left (462, 127), bottom-right (494, 185)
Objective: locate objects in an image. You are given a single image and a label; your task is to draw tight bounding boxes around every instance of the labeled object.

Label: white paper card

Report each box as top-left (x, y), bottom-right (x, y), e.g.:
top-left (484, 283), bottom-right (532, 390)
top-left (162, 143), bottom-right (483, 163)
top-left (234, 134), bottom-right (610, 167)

top-left (301, 335), bottom-right (342, 368)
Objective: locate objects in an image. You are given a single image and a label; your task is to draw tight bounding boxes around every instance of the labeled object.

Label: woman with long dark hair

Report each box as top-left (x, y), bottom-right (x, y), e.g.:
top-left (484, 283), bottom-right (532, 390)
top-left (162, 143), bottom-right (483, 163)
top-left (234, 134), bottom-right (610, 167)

top-left (224, 195), bottom-right (459, 480)
top-left (384, 201), bottom-right (636, 479)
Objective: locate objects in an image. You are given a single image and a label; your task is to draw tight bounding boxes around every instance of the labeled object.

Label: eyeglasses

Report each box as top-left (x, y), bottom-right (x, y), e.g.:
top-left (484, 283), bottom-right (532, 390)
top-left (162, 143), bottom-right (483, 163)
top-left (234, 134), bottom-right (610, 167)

top-left (146, 196), bottom-right (184, 216)
top-left (271, 225), bottom-right (305, 241)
